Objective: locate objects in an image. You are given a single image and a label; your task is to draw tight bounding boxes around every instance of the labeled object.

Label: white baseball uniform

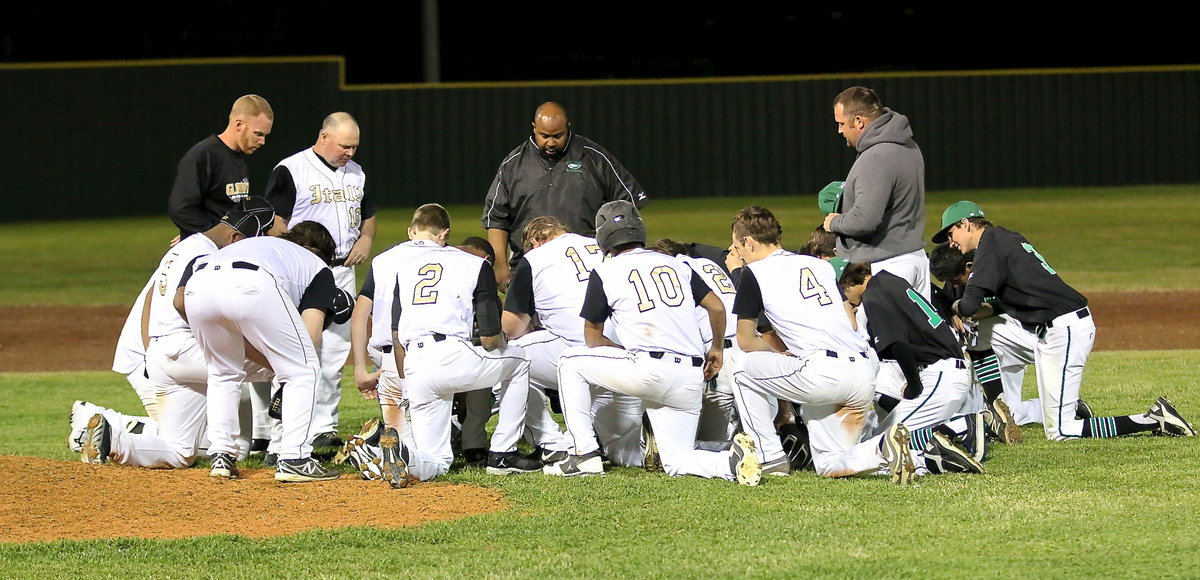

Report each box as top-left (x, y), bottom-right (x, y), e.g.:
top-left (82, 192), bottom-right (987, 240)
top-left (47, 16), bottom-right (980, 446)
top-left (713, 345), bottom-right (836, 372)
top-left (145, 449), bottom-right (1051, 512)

top-left (732, 250), bottom-right (889, 478)
top-left (503, 233), bottom-right (613, 456)
top-left (972, 313), bottom-right (1041, 424)
top-left (105, 234), bottom-right (266, 468)
top-left (184, 236), bottom-right (335, 461)
top-left (266, 149), bottom-right (372, 437)
top-left (111, 279), bottom-right (158, 419)
top-left (388, 239), bottom-right (532, 481)
top-left (558, 247), bottom-right (736, 480)
top-left (679, 255), bottom-right (740, 444)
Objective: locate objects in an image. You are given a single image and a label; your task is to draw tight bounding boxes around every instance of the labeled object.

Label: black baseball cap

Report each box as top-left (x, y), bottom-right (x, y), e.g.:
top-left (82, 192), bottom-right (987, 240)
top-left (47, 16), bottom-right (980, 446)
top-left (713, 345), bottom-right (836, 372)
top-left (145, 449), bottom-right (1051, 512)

top-left (221, 196), bottom-right (277, 238)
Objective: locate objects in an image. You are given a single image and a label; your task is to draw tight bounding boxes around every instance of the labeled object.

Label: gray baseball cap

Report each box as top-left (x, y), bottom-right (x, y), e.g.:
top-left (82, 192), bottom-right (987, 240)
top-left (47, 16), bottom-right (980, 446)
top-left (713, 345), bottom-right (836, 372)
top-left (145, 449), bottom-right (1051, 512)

top-left (594, 200), bottom-right (646, 253)
top-left (221, 196), bottom-right (277, 238)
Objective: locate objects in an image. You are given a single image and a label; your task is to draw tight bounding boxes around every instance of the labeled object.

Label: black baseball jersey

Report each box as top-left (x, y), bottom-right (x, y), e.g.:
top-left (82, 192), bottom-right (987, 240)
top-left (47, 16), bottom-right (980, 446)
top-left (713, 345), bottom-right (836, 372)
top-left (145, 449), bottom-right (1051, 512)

top-left (481, 133), bottom-right (648, 260)
top-left (862, 271), bottom-right (962, 365)
top-left (168, 135), bottom-right (251, 239)
top-left (960, 227), bottom-right (1087, 325)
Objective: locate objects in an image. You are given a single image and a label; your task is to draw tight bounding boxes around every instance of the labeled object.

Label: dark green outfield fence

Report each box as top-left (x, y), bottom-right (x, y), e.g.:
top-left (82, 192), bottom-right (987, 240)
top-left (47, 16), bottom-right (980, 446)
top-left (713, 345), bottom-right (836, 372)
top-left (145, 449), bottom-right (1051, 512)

top-left (2, 57), bottom-right (1197, 223)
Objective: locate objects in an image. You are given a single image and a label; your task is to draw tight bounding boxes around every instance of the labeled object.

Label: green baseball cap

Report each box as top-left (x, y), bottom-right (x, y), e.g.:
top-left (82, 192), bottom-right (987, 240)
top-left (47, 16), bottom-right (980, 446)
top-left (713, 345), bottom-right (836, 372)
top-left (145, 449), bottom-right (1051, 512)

top-left (817, 181), bottom-right (845, 215)
top-left (931, 200), bottom-right (985, 243)
top-left (828, 256), bottom-right (849, 281)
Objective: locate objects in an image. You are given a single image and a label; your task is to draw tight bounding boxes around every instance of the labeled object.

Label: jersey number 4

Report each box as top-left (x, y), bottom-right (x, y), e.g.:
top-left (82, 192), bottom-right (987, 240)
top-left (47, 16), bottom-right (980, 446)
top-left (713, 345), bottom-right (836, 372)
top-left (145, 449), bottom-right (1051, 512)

top-left (799, 267), bottom-right (833, 306)
top-left (628, 267), bottom-right (685, 312)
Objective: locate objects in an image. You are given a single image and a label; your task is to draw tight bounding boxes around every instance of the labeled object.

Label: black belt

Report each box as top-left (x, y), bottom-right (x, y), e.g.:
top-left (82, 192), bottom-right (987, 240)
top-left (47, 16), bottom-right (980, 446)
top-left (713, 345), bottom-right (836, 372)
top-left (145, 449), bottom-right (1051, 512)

top-left (1022, 307), bottom-right (1090, 335)
top-left (409, 333), bottom-right (448, 349)
top-left (826, 350), bottom-right (869, 359)
top-left (723, 339), bottom-right (734, 348)
top-left (232, 261), bottom-right (259, 271)
top-left (648, 351), bottom-right (704, 367)
top-left (920, 358), bottom-right (968, 372)
top-left (379, 345), bottom-right (393, 354)
top-left (1047, 307), bottom-right (1090, 328)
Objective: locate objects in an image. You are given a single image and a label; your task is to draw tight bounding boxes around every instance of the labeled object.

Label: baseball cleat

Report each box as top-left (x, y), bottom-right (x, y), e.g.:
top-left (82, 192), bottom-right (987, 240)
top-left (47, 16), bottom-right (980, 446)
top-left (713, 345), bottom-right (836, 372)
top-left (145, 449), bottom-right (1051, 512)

top-left (209, 453), bottom-right (240, 479)
top-left (881, 423), bottom-right (917, 486)
top-left (528, 447), bottom-right (568, 466)
top-left (923, 432), bottom-right (985, 475)
top-left (1075, 399), bottom-right (1095, 420)
top-left (311, 431), bottom-right (344, 449)
top-left (760, 457), bottom-right (792, 477)
top-left (462, 448), bottom-right (488, 467)
top-left (344, 438), bottom-right (384, 481)
top-left (959, 411), bottom-right (987, 464)
top-left (984, 399), bottom-right (1022, 445)
top-left (69, 401), bottom-right (103, 453)
top-left (642, 427), bottom-right (662, 472)
top-left (263, 452), bottom-right (279, 467)
top-left (333, 419), bottom-right (382, 465)
top-left (486, 451), bottom-right (543, 475)
top-left (730, 432), bottom-right (762, 486)
top-left (779, 421), bottom-right (813, 471)
top-left (542, 450), bottom-right (605, 477)
top-left (80, 413), bottom-right (111, 465)
top-left (1147, 396), bottom-right (1196, 437)
top-left (275, 457), bottom-right (340, 483)
top-left (378, 427), bottom-right (411, 488)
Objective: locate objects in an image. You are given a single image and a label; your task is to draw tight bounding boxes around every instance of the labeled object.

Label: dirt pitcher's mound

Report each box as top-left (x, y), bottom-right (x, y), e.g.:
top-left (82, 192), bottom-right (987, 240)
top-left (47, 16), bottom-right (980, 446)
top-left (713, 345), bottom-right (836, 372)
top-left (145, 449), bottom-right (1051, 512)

top-left (0, 456), bottom-right (505, 543)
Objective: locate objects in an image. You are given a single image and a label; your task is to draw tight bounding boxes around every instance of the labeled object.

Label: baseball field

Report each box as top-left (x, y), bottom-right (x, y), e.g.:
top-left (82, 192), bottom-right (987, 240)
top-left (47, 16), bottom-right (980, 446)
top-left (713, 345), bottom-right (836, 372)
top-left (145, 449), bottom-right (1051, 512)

top-left (1, 185), bottom-right (1198, 577)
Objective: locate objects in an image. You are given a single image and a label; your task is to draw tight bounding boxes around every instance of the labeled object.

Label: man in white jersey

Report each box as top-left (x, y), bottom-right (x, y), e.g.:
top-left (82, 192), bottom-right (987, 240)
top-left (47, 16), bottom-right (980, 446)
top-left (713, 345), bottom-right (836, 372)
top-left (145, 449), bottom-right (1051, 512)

top-left (79, 198), bottom-right (280, 469)
top-left (371, 204), bottom-right (540, 486)
top-left (503, 216), bottom-right (624, 466)
top-left (178, 221), bottom-right (343, 482)
top-left (729, 205), bottom-right (917, 485)
top-left (649, 238), bottom-right (742, 453)
top-left (265, 112), bottom-right (376, 448)
top-left (545, 201), bottom-right (761, 485)
top-left (68, 278), bottom-right (159, 454)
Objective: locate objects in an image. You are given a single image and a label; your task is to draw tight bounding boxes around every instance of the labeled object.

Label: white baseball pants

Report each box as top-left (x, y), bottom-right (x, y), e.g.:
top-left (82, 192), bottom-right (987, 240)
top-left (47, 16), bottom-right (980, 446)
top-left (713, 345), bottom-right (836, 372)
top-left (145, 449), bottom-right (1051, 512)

top-left (974, 313), bottom-right (1041, 424)
top-left (1033, 310), bottom-right (1096, 440)
top-left (734, 350), bottom-right (886, 478)
top-left (186, 267), bottom-right (320, 462)
top-left (557, 346), bottom-right (735, 480)
top-left (875, 358), bottom-right (971, 431)
top-left (399, 337), bottom-right (531, 481)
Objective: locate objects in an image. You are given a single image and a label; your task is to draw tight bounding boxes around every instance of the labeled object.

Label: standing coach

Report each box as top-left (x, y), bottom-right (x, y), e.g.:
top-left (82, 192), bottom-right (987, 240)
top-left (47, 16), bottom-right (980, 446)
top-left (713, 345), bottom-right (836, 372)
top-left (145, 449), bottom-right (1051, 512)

top-left (482, 101), bottom-right (649, 289)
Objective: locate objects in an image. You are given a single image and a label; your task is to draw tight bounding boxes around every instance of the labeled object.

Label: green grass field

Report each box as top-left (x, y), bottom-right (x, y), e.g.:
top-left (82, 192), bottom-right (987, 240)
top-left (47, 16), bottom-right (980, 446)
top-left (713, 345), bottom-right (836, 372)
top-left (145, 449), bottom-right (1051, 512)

top-left (1, 186), bottom-right (1198, 578)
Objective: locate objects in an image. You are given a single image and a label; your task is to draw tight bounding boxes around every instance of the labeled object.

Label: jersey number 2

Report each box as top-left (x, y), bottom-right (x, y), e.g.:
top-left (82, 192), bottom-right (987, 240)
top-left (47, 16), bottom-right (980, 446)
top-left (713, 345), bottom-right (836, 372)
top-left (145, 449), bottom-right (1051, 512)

top-left (412, 264), bottom-right (443, 305)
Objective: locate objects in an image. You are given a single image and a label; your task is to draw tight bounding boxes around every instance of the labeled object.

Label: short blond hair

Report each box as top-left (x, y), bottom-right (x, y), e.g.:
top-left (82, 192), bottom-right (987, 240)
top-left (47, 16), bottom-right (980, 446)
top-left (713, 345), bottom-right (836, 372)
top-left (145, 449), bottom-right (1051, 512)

top-left (521, 216), bottom-right (568, 251)
top-left (229, 94), bottom-right (274, 121)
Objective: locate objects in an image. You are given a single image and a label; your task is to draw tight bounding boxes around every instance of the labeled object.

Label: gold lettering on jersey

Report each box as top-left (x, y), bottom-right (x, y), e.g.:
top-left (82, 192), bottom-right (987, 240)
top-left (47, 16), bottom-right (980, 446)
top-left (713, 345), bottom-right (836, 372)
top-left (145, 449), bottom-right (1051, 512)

top-left (226, 179), bottom-right (250, 201)
top-left (308, 185), bottom-right (363, 205)
top-left (413, 264), bottom-right (443, 305)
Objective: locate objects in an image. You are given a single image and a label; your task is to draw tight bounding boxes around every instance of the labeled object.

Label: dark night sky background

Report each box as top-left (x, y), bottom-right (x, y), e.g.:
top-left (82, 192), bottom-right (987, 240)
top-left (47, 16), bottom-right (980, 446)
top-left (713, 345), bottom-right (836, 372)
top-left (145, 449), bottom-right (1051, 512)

top-left (2, 4), bottom-right (1192, 83)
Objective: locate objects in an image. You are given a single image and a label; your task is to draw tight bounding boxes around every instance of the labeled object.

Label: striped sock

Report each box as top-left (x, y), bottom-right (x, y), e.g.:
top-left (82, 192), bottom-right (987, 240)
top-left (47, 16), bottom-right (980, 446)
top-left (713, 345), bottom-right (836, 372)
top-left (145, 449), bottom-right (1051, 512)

top-left (969, 349), bottom-right (1003, 401)
top-left (1082, 417), bottom-right (1119, 438)
top-left (909, 427), bottom-right (934, 450)
top-left (1082, 415), bottom-right (1156, 438)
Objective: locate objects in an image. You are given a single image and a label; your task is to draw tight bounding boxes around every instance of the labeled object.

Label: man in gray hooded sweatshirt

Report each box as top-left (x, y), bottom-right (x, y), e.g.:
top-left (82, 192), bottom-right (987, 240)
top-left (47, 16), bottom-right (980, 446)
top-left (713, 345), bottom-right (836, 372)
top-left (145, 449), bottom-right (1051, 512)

top-left (823, 86), bottom-right (929, 299)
